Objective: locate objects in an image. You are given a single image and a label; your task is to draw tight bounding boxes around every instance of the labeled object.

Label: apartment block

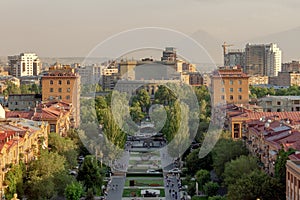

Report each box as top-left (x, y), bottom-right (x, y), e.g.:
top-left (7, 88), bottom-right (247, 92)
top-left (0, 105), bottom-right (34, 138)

top-left (211, 66), bottom-right (249, 106)
top-left (41, 64), bottom-right (80, 127)
top-left (258, 96), bottom-right (300, 112)
top-left (8, 53), bottom-right (41, 77)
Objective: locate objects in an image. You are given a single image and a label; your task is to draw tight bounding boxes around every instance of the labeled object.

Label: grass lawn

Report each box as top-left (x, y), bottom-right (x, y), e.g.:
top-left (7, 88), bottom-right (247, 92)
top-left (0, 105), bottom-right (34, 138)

top-left (125, 178), bottom-right (164, 187)
top-left (123, 188), bottom-right (165, 197)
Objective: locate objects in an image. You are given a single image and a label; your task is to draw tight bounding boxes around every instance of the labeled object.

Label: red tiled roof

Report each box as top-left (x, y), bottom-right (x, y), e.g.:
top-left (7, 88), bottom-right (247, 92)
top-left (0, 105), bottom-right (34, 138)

top-left (233, 112), bottom-right (300, 121)
top-left (6, 111), bottom-right (34, 119)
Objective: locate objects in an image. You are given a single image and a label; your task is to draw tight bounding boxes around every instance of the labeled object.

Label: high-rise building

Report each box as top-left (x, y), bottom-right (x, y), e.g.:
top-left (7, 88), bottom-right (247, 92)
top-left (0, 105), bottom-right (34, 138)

top-left (161, 47), bottom-right (177, 62)
top-left (8, 53), bottom-right (41, 77)
top-left (282, 61), bottom-right (300, 72)
top-left (41, 64), bottom-right (80, 127)
top-left (245, 43), bottom-right (281, 77)
top-left (224, 49), bottom-right (245, 67)
top-left (76, 64), bottom-right (102, 85)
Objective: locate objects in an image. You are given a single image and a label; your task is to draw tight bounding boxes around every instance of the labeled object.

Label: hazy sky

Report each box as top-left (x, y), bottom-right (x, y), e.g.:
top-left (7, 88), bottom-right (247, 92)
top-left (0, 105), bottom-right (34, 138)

top-left (1, 0), bottom-right (300, 60)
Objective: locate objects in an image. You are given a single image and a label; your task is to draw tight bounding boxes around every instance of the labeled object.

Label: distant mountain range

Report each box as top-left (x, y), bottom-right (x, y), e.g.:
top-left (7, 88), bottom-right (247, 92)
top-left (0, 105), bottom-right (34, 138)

top-left (190, 26), bottom-right (300, 65)
top-left (1, 27), bottom-right (300, 66)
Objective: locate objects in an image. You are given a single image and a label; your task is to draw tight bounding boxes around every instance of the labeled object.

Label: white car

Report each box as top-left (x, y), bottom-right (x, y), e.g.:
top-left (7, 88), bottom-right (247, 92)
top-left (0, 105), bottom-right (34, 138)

top-left (168, 168), bottom-right (182, 173)
top-left (146, 169), bottom-right (160, 174)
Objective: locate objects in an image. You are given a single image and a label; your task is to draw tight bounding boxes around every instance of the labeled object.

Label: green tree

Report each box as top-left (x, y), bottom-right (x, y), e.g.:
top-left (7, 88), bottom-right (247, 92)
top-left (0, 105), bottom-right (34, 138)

top-left (195, 169), bottom-right (211, 190)
top-left (223, 155), bottom-right (258, 186)
top-left (154, 85), bottom-right (177, 105)
top-left (130, 102), bottom-right (145, 122)
top-left (48, 132), bottom-right (78, 168)
top-left (212, 138), bottom-right (248, 176)
top-left (185, 148), bottom-right (213, 175)
top-left (3, 81), bottom-right (21, 97)
top-left (227, 169), bottom-right (284, 200)
top-left (26, 150), bottom-right (67, 199)
top-left (133, 88), bottom-right (150, 112)
top-left (275, 148), bottom-right (295, 183)
top-left (77, 155), bottom-right (103, 195)
top-left (203, 181), bottom-right (219, 197)
top-left (208, 196), bottom-right (226, 200)
top-left (65, 182), bottom-right (84, 200)
top-left (4, 163), bottom-right (25, 199)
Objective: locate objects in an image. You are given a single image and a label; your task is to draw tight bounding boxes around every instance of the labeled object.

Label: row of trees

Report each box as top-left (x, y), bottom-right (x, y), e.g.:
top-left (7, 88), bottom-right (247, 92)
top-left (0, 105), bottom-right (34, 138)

top-left (184, 136), bottom-right (289, 199)
top-left (2, 81), bottom-right (40, 97)
top-left (250, 85), bottom-right (300, 98)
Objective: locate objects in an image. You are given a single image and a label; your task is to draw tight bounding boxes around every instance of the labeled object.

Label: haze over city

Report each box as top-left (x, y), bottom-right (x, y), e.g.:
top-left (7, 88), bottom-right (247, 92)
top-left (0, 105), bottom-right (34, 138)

top-left (1, 0), bottom-right (300, 63)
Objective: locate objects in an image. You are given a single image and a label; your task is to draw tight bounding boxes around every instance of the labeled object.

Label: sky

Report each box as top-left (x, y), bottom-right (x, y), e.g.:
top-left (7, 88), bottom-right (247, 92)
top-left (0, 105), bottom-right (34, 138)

top-left (0, 0), bottom-right (300, 62)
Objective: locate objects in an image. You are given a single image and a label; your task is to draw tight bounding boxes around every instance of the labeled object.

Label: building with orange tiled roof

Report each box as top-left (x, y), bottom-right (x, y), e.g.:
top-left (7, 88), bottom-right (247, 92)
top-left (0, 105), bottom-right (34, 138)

top-left (0, 118), bottom-right (48, 191)
top-left (245, 116), bottom-right (300, 175)
top-left (211, 66), bottom-right (250, 106)
top-left (41, 64), bottom-right (80, 127)
top-left (6, 100), bottom-right (72, 136)
top-left (229, 111), bottom-right (300, 139)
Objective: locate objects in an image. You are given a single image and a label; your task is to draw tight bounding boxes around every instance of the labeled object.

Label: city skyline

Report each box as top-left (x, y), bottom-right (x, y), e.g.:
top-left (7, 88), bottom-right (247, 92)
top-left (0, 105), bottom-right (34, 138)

top-left (1, 0), bottom-right (300, 63)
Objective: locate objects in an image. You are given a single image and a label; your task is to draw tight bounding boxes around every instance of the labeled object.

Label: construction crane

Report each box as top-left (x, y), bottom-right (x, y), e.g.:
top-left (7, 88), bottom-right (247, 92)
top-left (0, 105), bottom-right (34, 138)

top-left (222, 42), bottom-right (234, 56)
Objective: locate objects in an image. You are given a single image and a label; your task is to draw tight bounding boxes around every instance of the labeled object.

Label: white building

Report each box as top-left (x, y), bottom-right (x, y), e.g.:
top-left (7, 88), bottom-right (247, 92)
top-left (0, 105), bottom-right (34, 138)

top-left (8, 53), bottom-right (41, 77)
top-left (245, 43), bottom-right (281, 77)
top-left (265, 43), bottom-right (282, 77)
top-left (76, 65), bottom-right (102, 85)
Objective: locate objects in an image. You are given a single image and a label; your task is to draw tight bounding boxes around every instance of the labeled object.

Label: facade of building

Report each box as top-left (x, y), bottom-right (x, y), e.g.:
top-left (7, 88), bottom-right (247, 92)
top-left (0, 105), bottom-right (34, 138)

top-left (269, 72), bottom-right (300, 87)
top-left (76, 65), bottom-right (102, 85)
top-left (211, 66), bottom-right (249, 106)
top-left (286, 160), bottom-right (300, 200)
top-left (8, 94), bottom-right (42, 111)
top-left (244, 43), bottom-right (281, 77)
top-left (161, 47), bottom-right (176, 62)
top-left (249, 75), bottom-right (269, 85)
top-left (258, 96), bottom-right (300, 112)
top-left (229, 111), bottom-right (300, 139)
top-left (245, 117), bottom-right (300, 175)
top-left (0, 116), bottom-right (49, 191)
top-left (41, 65), bottom-right (80, 127)
top-left (282, 61), bottom-right (300, 73)
top-left (224, 49), bottom-right (245, 67)
top-left (8, 53), bottom-right (41, 77)
top-left (188, 72), bottom-right (203, 86)
top-left (6, 100), bottom-right (73, 136)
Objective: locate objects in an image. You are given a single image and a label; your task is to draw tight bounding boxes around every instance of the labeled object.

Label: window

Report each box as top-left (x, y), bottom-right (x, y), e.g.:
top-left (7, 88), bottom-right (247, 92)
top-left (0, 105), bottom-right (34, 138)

top-left (221, 95), bottom-right (225, 100)
top-left (50, 88), bottom-right (53, 92)
top-left (221, 88), bottom-right (224, 93)
top-left (238, 80), bottom-right (242, 85)
top-left (50, 80), bottom-right (53, 85)
top-left (238, 95), bottom-right (242, 100)
top-left (277, 101), bottom-right (281, 105)
top-left (58, 95), bottom-right (62, 100)
top-left (67, 80), bottom-right (70, 85)
top-left (66, 95), bottom-right (70, 100)
top-left (58, 88), bottom-right (62, 92)
top-left (50, 124), bottom-right (56, 132)
top-left (238, 88), bottom-right (242, 92)
top-left (229, 80), bottom-right (233, 85)
top-left (67, 88), bottom-right (71, 92)
top-left (58, 80), bottom-right (62, 85)
top-left (230, 95), bottom-right (233, 100)
top-left (230, 88), bottom-right (233, 92)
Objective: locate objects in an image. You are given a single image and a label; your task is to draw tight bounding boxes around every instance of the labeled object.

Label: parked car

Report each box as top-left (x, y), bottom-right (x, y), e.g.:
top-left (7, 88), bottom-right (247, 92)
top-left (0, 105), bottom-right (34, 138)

top-left (146, 169), bottom-right (160, 174)
top-left (168, 168), bottom-right (182, 173)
